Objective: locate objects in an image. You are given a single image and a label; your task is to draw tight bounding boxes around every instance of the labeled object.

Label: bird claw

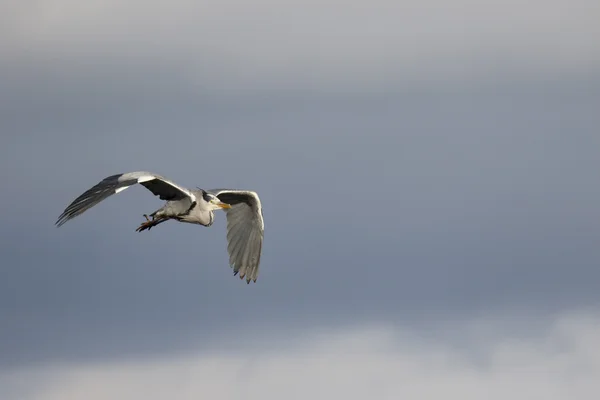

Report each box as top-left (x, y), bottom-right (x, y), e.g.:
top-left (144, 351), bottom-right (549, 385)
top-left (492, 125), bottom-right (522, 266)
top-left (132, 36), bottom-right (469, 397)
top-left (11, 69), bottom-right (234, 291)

top-left (136, 219), bottom-right (154, 232)
top-left (136, 215), bottom-right (167, 232)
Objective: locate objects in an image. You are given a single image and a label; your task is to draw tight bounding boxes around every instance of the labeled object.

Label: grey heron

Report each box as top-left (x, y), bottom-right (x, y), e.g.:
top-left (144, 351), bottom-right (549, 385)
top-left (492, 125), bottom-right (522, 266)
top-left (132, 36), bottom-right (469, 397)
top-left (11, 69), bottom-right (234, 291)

top-left (56, 171), bottom-right (264, 283)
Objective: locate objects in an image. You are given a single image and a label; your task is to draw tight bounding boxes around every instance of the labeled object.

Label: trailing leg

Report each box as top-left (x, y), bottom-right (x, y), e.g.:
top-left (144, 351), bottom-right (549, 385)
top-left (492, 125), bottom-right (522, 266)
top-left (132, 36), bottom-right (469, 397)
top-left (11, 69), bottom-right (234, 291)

top-left (135, 214), bottom-right (170, 232)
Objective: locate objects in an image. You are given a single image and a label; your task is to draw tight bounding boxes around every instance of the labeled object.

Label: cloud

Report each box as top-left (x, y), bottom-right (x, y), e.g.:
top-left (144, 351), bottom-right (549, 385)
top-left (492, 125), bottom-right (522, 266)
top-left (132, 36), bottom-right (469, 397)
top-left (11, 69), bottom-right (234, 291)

top-left (1, 1), bottom-right (599, 392)
top-left (3, 309), bottom-right (599, 400)
top-left (2, 0), bottom-right (599, 93)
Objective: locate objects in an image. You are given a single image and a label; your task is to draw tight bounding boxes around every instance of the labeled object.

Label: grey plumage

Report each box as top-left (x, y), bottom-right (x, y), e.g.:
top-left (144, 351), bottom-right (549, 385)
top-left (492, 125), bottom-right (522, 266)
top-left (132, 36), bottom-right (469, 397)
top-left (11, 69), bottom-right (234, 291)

top-left (208, 189), bottom-right (264, 283)
top-left (56, 171), bottom-right (265, 283)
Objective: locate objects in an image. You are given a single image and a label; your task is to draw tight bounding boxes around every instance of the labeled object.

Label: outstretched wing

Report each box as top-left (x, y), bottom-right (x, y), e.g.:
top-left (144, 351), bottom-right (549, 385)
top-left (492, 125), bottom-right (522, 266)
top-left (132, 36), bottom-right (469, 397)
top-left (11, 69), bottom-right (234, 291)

top-left (209, 189), bottom-right (264, 283)
top-left (56, 171), bottom-right (195, 227)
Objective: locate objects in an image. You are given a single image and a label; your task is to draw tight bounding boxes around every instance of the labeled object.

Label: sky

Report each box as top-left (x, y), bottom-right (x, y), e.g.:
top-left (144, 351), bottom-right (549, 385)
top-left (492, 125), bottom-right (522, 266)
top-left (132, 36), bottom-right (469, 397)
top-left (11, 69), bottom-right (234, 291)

top-left (1, 1), bottom-right (600, 398)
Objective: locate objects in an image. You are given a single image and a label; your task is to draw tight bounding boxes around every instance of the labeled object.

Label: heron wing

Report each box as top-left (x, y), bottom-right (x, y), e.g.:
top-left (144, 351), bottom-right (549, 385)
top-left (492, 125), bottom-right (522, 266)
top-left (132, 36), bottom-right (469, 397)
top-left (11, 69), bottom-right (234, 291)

top-left (209, 189), bottom-right (264, 283)
top-left (56, 171), bottom-right (195, 227)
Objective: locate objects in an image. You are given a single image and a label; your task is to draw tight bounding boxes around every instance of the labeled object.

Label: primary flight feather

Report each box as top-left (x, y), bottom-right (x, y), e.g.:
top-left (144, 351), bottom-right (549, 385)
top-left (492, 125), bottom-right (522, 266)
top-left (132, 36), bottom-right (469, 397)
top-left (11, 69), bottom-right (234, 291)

top-left (56, 171), bottom-right (264, 283)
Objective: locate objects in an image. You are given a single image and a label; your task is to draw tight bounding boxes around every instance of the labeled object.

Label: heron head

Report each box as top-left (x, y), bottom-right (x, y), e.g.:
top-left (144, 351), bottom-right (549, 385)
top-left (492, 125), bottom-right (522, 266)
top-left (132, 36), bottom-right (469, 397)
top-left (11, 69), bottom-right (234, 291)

top-left (202, 191), bottom-right (232, 210)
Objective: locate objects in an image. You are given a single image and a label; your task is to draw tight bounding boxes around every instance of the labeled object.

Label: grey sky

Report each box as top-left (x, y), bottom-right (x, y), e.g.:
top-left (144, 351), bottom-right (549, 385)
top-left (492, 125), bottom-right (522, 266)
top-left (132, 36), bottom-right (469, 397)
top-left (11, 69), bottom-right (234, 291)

top-left (1, 1), bottom-right (599, 398)
top-left (2, 0), bottom-right (600, 93)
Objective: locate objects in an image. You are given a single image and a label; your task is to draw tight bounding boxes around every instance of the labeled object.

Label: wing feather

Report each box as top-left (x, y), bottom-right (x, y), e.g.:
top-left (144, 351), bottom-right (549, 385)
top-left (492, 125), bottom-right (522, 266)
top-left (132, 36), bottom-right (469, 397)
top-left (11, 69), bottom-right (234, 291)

top-left (208, 189), bottom-right (264, 283)
top-left (56, 171), bottom-right (194, 227)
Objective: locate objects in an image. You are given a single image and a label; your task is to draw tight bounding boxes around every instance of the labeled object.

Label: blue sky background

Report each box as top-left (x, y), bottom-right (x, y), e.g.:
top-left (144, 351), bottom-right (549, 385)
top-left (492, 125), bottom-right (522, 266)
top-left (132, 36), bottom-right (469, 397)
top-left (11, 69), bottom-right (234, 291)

top-left (1, 1), bottom-right (599, 398)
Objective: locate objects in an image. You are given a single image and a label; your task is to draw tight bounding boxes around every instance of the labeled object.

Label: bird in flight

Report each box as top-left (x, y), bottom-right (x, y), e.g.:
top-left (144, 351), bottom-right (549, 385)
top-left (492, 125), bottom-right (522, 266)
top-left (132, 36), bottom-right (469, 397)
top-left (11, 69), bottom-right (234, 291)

top-left (56, 171), bottom-right (264, 283)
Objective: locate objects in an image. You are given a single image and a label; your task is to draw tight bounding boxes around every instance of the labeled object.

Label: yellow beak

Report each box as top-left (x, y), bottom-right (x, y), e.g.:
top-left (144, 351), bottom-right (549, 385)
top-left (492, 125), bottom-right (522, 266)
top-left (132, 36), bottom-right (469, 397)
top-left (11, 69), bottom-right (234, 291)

top-left (218, 203), bottom-right (232, 209)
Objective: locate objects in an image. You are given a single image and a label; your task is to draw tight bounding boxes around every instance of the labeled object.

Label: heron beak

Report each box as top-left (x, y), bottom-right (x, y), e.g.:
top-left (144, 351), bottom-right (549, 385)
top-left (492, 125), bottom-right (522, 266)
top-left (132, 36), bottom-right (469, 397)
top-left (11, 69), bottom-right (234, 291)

top-left (218, 202), bottom-right (232, 209)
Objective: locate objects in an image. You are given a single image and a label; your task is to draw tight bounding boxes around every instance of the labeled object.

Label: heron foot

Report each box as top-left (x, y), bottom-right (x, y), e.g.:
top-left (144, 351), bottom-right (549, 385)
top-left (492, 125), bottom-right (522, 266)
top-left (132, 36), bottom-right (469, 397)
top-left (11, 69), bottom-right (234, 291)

top-left (136, 215), bottom-right (168, 232)
top-left (135, 219), bottom-right (155, 232)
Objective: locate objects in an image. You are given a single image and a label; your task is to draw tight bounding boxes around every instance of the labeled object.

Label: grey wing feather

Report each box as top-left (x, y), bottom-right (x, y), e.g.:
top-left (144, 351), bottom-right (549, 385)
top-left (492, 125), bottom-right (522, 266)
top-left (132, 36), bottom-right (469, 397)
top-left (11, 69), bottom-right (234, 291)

top-left (208, 189), bottom-right (264, 283)
top-left (56, 171), bottom-right (194, 227)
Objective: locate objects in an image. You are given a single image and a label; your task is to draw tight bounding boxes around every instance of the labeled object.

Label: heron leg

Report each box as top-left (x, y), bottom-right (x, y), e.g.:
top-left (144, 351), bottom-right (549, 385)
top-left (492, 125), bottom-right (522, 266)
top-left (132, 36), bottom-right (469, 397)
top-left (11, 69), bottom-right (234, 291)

top-left (135, 216), bottom-right (169, 232)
